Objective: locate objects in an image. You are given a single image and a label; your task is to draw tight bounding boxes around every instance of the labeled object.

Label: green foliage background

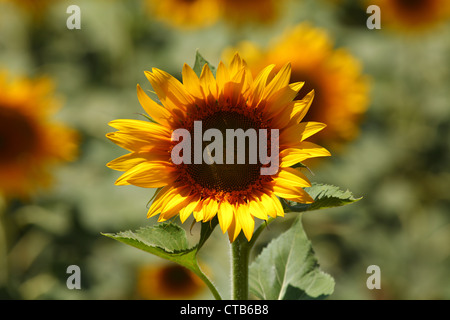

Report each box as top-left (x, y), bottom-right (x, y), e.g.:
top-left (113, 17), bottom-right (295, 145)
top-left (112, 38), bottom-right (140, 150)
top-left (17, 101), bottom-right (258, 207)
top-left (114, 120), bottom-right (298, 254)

top-left (0, 0), bottom-right (449, 300)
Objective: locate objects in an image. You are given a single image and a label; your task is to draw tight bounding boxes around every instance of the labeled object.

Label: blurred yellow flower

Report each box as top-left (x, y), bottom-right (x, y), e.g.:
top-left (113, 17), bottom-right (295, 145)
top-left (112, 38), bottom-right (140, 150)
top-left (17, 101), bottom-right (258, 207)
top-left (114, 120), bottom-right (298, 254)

top-left (106, 53), bottom-right (330, 242)
top-left (0, 73), bottom-right (78, 199)
top-left (217, 0), bottom-right (285, 25)
top-left (224, 23), bottom-right (369, 158)
top-left (0, 0), bottom-right (55, 15)
top-left (136, 264), bottom-right (205, 300)
top-left (368, 0), bottom-right (450, 31)
top-left (145, 0), bottom-right (220, 29)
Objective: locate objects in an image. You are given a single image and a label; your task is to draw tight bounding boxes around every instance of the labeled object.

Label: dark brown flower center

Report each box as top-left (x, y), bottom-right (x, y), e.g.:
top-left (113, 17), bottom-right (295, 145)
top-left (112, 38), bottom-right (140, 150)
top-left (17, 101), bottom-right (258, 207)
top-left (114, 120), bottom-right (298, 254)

top-left (160, 265), bottom-right (196, 292)
top-left (183, 111), bottom-right (267, 193)
top-left (0, 106), bottom-right (38, 165)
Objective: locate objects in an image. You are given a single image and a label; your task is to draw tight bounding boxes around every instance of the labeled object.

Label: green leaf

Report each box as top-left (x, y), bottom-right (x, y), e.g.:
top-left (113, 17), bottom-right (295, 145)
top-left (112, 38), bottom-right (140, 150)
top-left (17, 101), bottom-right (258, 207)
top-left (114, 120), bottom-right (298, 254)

top-left (102, 223), bottom-right (197, 267)
top-left (249, 214), bottom-right (335, 300)
top-left (193, 50), bottom-right (216, 77)
top-left (102, 221), bottom-right (222, 299)
top-left (283, 183), bottom-right (362, 213)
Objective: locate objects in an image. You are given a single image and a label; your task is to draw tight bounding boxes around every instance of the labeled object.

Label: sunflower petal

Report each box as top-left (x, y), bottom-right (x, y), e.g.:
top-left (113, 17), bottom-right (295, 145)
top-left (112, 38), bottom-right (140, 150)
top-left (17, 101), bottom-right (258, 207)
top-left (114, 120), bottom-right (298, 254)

top-left (291, 90), bottom-right (315, 123)
top-left (236, 203), bottom-right (255, 241)
top-left (200, 64), bottom-right (218, 101)
top-left (179, 194), bottom-right (201, 223)
top-left (280, 143), bottom-right (331, 167)
top-left (218, 201), bottom-right (234, 233)
top-left (280, 121), bottom-right (327, 147)
top-left (250, 64), bottom-right (275, 106)
top-left (108, 119), bottom-right (172, 138)
top-left (202, 198), bottom-right (219, 222)
top-left (115, 161), bottom-right (174, 188)
top-left (182, 63), bottom-right (203, 99)
top-left (107, 151), bottom-right (168, 171)
top-left (274, 167), bottom-right (312, 188)
top-left (248, 197), bottom-right (268, 220)
top-left (227, 209), bottom-right (242, 242)
top-left (273, 184), bottom-right (314, 204)
top-left (136, 84), bottom-right (173, 126)
top-left (262, 63), bottom-right (291, 100)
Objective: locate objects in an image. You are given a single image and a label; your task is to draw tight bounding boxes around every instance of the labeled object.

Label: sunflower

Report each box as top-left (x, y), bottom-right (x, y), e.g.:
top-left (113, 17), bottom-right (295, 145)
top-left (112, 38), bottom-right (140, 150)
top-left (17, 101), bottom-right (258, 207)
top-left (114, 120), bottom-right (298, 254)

top-left (0, 72), bottom-right (78, 199)
top-left (136, 263), bottom-right (205, 300)
top-left (223, 23), bottom-right (369, 157)
top-left (107, 53), bottom-right (330, 242)
top-left (145, 0), bottom-right (220, 29)
top-left (0, 0), bottom-right (56, 15)
top-left (216, 0), bottom-right (284, 25)
top-left (368, 0), bottom-right (450, 31)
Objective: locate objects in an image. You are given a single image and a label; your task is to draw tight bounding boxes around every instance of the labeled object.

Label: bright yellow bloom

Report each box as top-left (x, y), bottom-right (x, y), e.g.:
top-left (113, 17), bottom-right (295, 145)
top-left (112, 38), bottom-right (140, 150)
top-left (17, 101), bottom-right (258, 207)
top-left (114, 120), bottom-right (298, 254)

top-left (145, 0), bottom-right (220, 29)
top-left (107, 53), bottom-right (330, 242)
top-left (136, 264), bottom-right (205, 300)
top-left (368, 0), bottom-right (450, 32)
top-left (224, 23), bottom-right (369, 157)
top-left (0, 73), bottom-right (78, 199)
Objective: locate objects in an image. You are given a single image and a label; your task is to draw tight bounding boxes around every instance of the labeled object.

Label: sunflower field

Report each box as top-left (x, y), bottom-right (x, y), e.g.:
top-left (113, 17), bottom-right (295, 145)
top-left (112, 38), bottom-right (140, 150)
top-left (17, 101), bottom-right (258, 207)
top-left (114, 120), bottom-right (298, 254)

top-left (0, 0), bottom-right (449, 301)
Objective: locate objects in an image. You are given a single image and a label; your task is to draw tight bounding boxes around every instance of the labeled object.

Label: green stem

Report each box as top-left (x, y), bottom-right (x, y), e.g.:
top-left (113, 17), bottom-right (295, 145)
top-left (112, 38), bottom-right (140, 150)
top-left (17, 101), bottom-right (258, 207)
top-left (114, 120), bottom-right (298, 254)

top-left (191, 263), bottom-right (222, 300)
top-left (231, 233), bottom-right (250, 300)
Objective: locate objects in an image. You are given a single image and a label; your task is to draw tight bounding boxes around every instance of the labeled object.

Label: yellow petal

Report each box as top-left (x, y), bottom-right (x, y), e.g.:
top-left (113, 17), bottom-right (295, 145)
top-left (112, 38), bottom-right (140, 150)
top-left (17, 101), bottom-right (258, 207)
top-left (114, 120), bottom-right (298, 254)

top-left (280, 121), bottom-right (327, 147)
top-left (248, 197), bottom-right (268, 221)
top-left (270, 193), bottom-right (285, 217)
top-left (291, 90), bottom-right (314, 123)
top-left (280, 143), bottom-right (331, 167)
top-left (182, 63), bottom-right (203, 99)
top-left (236, 203), bottom-right (254, 241)
top-left (262, 63), bottom-right (291, 101)
top-left (216, 61), bottom-right (231, 93)
top-left (258, 192), bottom-right (282, 218)
top-left (107, 151), bottom-right (168, 171)
top-left (229, 53), bottom-right (245, 77)
top-left (273, 184), bottom-right (314, 204)
top-left (300, 122), bottom-right (327, 141)
top-left (218, 201), bottom-right (234, 233)
top-left (227, 209), bottom-right (242, 242)
top-left (144, 71), bottom-right (187, 117)
top-left (147, 185), bottom-right (174, 218)
top-left (274, 167), bottom-right (312, 188)
top-left (106, 131), bottom-right (167, 152)
top-left (193, 200), bottom-right (206, 222)
top-left (264, 82), bottom-right (304, 118)
top-left (147, 185), bottom-right (190, 220)
top-left (199, 64), bottom-right (218, 101)
top-left (151, 68), bottom-right (194, 106)
top-left (136, 84), bottom-right (173, 127)
top-left (202, 198), bottom-right (219, 222)
top-left (115, 161), bottom-right (174, 188)
top-left (179, 194), bottom-right (201, 223)
top-left (108, 119), bottom-right (172, 138)
top-left (249, 64), bottom-right (275, 107)
top-left (158, 189), bottom-right (193, 222)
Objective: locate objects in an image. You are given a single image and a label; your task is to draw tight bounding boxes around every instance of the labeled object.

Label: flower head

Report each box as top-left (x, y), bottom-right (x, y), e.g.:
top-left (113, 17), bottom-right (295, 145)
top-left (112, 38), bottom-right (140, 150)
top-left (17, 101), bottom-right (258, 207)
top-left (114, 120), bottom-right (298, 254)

top-left (107, 53), bottom-right (330, 242)
top-left (223, 24), bottom-right (370, 158)
top-left (370, 0), bottom-right (450, 32)
top-left (145, 0), bottom-right (220, 29)
top-left (216, 0), bottom-right (284, 25)
top-left (136, 264), bottom-right (205, 300)
top-left (0, 72), bottom-right (78, 199)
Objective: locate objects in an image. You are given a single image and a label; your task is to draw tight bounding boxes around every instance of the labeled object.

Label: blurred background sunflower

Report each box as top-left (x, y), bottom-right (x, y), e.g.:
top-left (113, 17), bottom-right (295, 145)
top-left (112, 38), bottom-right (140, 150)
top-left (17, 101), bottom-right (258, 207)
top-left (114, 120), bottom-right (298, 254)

top-left (367, 0), bottom-right (450, 32)
top-left (223, 23), bottom-right (370, 161)
top-left (0, 73), bottom-right (78, 199)
top-left (0, 0), bottom-right (449, 300)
